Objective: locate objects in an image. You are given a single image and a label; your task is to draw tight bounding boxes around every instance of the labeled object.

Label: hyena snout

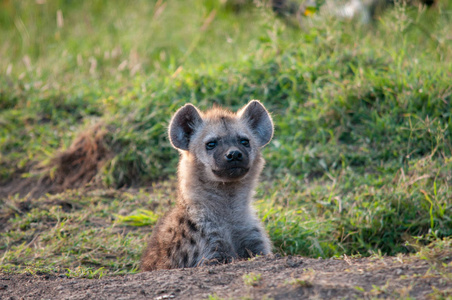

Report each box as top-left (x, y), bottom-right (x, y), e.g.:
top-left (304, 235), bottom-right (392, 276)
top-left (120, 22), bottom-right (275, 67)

top-left (213, 146), bottom-right (250, 180)
top-left (225, 149), bottom-right (243, 161)
top-left (217, 146), bottom-right (249, 167)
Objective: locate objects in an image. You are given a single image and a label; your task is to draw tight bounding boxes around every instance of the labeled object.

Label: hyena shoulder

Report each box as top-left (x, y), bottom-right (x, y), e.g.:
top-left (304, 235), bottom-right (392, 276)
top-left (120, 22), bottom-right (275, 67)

top-left (141, 204), bottom-right (203, 270)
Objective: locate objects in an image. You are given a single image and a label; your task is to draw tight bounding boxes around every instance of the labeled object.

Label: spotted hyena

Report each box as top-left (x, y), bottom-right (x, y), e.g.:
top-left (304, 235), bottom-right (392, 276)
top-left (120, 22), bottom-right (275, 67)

top-left (141, 100), bottom-right (274, 271)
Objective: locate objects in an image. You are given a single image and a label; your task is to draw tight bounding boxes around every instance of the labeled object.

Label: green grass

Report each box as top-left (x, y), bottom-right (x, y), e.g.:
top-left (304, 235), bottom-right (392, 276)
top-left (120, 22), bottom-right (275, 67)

top-left (1, 0), bottom-right (451, 277)
top-left (0, 189), bottom-right (150, 276)
top-left (243, 272), bottom-right (262, 286)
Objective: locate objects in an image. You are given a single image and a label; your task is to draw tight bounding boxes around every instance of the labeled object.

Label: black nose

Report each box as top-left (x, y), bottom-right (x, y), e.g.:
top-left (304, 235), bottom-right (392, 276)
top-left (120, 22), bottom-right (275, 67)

top-left (225, 150), bottom-right (243, 161)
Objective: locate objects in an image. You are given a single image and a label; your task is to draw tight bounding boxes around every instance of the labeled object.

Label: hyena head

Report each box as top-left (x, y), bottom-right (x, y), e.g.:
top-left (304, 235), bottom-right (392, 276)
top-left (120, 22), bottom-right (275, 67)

top-left (169, 100), bottom-right (273, 183)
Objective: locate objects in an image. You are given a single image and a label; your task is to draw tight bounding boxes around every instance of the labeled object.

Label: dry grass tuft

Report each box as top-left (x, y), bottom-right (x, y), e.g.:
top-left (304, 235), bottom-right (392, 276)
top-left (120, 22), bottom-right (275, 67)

top-left (47, 124), bottom-right (110, 191)
top-left (0, 124), bottom-right (111, 200)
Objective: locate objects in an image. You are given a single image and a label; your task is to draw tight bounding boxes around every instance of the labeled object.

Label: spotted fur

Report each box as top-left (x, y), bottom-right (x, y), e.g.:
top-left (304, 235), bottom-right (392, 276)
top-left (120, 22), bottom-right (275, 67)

top-left (140, 100), bottom-right (273, 271)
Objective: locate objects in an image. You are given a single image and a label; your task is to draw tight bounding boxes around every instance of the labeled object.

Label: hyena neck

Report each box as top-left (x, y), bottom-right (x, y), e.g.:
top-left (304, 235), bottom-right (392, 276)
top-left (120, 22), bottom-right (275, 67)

top-left (177, 154), bottom-right (262, 211)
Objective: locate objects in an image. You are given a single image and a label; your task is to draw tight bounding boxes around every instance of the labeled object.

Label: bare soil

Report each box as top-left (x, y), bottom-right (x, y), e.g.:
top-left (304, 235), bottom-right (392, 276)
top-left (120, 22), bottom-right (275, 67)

top-left (1, 255), bottom-right (450, 300)
top-left (0, 124), bottom-right (110, 201)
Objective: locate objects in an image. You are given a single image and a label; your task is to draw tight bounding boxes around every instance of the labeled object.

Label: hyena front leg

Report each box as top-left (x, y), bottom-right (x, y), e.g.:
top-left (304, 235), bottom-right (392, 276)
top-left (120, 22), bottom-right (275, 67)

top-left (199, 231), bottom-right (237, 266)
top-left (236, 226), bottom-right (272, 258)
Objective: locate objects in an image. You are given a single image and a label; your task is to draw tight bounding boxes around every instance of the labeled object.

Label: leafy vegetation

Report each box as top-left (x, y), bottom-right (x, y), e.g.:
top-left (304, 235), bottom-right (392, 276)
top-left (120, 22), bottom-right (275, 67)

top-left (0, 0), bottom-right (451, 277)
top-left (243, 272), bottom-right (262, 286)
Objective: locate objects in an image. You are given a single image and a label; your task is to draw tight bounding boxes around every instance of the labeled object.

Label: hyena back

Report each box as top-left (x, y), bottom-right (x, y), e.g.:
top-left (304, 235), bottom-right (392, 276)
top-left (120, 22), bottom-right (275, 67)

top-left (140, 100), bottom-right (273, 271)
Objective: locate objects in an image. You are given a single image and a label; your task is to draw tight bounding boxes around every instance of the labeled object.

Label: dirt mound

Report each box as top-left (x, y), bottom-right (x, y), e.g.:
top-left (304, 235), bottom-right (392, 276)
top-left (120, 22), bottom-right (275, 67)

top-left (0, 255), bottom-right (450, 299)
top-left (0, 124), bottom-right (111, 200)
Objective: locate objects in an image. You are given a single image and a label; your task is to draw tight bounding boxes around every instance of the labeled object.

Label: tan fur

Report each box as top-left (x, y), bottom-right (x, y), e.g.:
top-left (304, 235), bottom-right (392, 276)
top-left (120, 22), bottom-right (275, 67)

top-left (141, 100), bottom-right (273, 271)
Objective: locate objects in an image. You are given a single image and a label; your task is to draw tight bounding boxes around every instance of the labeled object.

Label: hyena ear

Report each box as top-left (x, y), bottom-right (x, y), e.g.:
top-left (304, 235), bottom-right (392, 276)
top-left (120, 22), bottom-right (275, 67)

top-left (239, 100), bottom-right (274, 147)
top-left (169, 104), bottom-right (203, 150)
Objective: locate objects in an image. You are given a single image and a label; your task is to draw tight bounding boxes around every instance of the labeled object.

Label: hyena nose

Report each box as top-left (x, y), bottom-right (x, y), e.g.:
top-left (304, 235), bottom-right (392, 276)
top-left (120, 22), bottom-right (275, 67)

top-left (225, 150), bottom-right (243, 162)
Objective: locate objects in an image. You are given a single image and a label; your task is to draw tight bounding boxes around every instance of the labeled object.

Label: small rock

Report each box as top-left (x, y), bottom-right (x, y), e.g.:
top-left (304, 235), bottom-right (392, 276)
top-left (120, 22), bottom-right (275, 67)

top-left (285, 257), bottom-right (303, 268)
top-left (155, 294), bottom-right (175, 300)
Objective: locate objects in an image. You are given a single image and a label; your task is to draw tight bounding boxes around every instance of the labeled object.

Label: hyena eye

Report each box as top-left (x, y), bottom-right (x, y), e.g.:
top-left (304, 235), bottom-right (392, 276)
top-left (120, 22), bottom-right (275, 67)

top-left (240, 139), bottom-right (250, 147)
top-left (206, 141), bottom-right (217, 150)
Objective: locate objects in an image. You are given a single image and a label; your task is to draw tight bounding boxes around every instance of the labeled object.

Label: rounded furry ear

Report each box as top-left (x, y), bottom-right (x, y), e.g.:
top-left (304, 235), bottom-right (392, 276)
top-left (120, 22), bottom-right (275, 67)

top-left (239, 100), bottom-right (274, 147)
top-left (169, 104), bottom-right (203, 150)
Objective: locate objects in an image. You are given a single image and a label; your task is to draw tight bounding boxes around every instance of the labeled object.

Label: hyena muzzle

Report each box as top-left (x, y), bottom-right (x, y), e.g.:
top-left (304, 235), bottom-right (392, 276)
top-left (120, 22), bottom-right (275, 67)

top-left (140, 100), bottom-right (274, 271)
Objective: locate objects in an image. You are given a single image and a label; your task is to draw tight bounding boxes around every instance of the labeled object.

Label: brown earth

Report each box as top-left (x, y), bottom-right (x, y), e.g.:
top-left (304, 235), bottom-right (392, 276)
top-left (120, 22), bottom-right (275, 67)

top-left (0, 124), bottom-right (110, 201)
top-left (1, 255), bottom-right (450, 300)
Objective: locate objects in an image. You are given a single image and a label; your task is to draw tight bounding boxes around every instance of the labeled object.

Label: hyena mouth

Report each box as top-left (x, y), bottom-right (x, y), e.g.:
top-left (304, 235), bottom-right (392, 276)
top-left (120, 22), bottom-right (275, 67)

top-left (212, 167), bottom-right (249, 179)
